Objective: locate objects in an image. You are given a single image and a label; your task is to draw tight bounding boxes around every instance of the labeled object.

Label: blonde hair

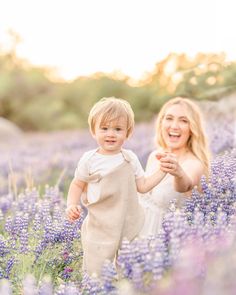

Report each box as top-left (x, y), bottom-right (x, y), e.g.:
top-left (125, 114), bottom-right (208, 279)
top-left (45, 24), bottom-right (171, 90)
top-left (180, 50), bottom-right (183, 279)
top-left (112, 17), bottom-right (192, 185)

top-left (88, 97), bottom-right (134, 138)
top-left (156, 97), bottom-right (211, 176)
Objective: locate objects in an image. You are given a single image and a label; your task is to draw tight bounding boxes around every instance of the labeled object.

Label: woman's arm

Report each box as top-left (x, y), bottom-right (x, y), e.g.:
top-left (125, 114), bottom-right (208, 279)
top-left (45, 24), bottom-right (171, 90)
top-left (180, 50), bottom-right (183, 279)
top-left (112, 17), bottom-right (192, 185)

top-left (174, 159), bottom-right (204, 192)
top-left (159, 153), bottom-right (204, 192)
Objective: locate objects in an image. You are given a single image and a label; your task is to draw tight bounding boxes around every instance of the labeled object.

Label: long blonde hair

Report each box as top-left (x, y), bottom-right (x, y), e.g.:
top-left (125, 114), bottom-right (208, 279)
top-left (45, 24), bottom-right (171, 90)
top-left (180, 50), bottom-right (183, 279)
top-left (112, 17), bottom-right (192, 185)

top-left (156, 97), bottom-right (211, 176)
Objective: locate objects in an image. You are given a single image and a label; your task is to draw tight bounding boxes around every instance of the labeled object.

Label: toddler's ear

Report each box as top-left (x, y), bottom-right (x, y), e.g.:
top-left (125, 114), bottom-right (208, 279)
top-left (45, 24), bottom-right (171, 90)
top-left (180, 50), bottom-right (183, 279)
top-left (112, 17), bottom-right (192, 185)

top-left (126, 131), bottom-right (132, 139)
top-left (91, 131), bottom-right (96, 139)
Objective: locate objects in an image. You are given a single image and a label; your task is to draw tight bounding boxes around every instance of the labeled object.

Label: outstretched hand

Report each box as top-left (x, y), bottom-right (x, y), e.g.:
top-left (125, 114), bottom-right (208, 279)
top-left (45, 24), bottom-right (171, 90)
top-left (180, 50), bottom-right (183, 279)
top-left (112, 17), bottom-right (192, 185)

top-left (156, 151), bottom-right (184, 178)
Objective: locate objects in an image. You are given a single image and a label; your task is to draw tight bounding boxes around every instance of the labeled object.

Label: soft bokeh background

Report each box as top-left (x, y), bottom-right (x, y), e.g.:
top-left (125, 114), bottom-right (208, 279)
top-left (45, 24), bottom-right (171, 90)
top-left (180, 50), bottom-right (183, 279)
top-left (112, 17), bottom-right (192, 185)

top-left (0, 1), bottom-right (236, 294)
top-left (0, 0), bottom-right (235, 194)
top-left (0, 0), bottom-right (235, 131)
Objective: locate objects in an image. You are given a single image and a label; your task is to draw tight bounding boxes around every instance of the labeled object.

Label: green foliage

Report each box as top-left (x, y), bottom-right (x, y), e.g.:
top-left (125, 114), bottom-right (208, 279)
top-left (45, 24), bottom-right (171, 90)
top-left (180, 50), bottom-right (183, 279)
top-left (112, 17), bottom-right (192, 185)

top-left (0, 48), bottom-right (236, 131)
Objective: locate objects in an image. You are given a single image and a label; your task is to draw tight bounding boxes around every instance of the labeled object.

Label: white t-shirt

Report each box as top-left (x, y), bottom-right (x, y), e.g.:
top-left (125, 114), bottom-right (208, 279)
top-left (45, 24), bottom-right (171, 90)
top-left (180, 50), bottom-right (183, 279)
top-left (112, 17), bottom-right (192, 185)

top-left (74, 149), bottom-right (144, 203)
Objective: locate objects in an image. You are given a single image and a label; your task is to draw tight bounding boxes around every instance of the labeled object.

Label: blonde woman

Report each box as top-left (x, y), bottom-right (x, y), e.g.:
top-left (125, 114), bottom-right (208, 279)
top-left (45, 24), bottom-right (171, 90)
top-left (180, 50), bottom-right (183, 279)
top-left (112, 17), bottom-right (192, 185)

top-left (139, 97), bottom-right (211, 237)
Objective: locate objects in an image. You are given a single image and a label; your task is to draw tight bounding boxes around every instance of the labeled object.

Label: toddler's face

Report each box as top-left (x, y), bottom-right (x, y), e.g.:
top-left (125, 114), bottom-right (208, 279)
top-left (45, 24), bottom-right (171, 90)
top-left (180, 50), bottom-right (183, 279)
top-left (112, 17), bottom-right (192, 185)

top-left (93, 116), bottom-right (128, 155)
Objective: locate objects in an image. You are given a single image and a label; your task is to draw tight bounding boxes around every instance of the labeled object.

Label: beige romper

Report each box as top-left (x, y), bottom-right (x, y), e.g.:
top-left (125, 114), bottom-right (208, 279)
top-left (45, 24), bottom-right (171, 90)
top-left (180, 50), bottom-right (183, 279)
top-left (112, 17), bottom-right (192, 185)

top-left (80, 150), bottom-right (144, 276)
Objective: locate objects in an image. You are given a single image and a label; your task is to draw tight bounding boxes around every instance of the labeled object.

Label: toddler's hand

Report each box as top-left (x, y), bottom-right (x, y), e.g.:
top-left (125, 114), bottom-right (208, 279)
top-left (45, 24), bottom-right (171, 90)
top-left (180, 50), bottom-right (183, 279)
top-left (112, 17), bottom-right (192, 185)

top-left (66, 204), bottom-right (81, 222)
top-left (159, 153), bottom-right (181, 177)
top-left (156, 152), bottom-right (166, 160)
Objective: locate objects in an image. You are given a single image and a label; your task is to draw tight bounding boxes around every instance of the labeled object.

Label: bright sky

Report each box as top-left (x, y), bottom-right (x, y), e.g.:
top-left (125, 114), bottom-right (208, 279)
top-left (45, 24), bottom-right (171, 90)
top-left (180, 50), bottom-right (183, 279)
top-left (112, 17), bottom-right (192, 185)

top-left (0, 0), bottom-right (235, 81)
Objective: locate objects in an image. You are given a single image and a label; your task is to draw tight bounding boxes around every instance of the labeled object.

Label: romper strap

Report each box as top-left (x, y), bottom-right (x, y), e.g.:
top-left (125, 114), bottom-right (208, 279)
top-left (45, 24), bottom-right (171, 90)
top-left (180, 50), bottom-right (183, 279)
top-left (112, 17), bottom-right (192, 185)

top-left (120, 149), bottom-right (132, 163)
top-left (78, 173), bottom-right (102, 183)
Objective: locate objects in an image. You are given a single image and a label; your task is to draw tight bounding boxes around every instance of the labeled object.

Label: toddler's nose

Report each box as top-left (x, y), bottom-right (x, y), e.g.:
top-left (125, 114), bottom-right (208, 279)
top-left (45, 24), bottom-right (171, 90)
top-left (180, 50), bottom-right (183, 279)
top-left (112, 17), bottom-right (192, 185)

top-left (107, 128), bottom-right (115, 136)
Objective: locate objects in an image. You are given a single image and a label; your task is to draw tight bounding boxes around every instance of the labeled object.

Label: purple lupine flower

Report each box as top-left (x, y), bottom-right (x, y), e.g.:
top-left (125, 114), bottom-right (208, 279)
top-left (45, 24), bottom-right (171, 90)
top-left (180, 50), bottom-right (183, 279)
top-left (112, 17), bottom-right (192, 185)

top-left (152, 252), bottom-right (164, 281)
top-left (117, 238), bottom-right (133, 278)
top-left (81, 272), bottom-right (103, 294)
top-left (131, 263), bottom-right (143, 291)
top-left (62, 267), bottom-right (73, 280)
top-left (5, 256), bottom-right (15, 279)
top-left (19, 229), bottom-right (29, 253)
top-left (0, 193), bottom-right (13, 214)
top-left (33, 213), bottom-right (42, 232)
top-left (4, 216), bottom-right (14, 236)
top-left (100, 259), bottom-right (117, 293)
top-left (0, 234), bottom-right (8, 257)
top-left (0, 268), bottom-right (4, 279)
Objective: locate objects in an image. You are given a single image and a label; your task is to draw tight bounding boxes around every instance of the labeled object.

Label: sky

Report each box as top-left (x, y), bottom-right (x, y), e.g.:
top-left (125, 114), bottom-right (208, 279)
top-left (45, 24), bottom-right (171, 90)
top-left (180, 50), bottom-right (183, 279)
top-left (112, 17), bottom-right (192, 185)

top-left (0, 0), bottom-right (235, 82)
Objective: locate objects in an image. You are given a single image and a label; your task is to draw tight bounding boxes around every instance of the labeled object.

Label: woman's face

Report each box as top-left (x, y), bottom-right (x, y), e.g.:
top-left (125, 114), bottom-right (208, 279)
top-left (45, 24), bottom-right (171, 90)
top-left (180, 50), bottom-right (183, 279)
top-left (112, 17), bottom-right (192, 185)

top-left (161, 103), bottom-right (191, 152)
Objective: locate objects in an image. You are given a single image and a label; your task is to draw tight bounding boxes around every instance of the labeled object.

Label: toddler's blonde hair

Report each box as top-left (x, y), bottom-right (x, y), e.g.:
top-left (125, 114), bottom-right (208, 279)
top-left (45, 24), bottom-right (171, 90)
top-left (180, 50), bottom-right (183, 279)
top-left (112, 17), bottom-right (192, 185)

top-left (88, 97), bottom-right (134, 138)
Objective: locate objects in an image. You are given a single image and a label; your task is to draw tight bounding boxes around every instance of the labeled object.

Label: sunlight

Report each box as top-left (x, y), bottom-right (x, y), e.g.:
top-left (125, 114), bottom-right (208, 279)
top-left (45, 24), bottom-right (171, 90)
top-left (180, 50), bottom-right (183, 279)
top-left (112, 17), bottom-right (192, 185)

top-left (0, 0), bottom-right (236, 81)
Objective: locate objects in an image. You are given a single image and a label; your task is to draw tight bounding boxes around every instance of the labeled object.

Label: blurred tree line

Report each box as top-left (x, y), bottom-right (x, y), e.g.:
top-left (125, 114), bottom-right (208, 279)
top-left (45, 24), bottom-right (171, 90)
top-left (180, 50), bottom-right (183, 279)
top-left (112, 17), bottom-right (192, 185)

top-left (0, 35), bottom-right (236, 131)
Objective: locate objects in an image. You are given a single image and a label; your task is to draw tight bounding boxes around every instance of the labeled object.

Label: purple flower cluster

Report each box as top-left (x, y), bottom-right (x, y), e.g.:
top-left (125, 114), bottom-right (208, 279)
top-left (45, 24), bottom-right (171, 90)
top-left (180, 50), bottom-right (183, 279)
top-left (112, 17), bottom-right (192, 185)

top-left (0, 185), bottom-right (84, 293)
top-left (0, 107), bottom-right (235, 294)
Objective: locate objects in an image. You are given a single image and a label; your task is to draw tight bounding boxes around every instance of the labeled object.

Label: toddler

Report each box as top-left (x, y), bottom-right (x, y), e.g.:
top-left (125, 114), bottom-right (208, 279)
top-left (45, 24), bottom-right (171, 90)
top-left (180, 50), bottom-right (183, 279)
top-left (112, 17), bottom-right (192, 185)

top-left (66, 97), bottom-right (166, 276)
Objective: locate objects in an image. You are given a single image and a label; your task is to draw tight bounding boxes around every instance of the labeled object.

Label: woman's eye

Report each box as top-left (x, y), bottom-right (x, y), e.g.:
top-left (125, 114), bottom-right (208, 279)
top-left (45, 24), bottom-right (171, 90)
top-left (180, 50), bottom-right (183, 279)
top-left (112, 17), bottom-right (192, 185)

top-left (165, 117), bottom-right (172, 121)
top-left (101, 127), bottom-right (108, 130)
top-left (115, 128), bottom-right (122, 131)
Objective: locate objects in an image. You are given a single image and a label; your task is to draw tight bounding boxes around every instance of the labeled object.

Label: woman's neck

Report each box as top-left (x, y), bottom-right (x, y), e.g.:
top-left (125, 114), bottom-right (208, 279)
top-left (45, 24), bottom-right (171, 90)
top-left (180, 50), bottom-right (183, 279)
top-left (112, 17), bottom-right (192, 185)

top-left (170, 147), bottom-right (190, 161)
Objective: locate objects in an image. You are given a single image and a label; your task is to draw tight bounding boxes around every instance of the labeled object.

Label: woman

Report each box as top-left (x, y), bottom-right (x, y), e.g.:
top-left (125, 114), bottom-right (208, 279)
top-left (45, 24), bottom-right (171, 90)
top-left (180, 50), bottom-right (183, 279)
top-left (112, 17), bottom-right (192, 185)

top-left (139, 96), bottom-right (211, 237)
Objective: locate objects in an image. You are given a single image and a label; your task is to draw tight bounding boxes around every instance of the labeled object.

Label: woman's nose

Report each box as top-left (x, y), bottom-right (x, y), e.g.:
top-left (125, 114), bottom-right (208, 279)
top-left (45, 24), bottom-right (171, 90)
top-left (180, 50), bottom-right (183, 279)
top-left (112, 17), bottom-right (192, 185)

top-left (170, 120), bottom-right (179, 128)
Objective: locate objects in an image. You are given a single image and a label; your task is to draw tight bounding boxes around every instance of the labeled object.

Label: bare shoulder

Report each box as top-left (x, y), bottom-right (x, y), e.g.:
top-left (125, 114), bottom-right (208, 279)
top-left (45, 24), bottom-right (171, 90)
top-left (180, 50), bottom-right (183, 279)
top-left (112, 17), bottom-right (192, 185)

top-left (184, 153), bottom-right (203, 167)
top-left (182, 153), bottom-right (205, 182)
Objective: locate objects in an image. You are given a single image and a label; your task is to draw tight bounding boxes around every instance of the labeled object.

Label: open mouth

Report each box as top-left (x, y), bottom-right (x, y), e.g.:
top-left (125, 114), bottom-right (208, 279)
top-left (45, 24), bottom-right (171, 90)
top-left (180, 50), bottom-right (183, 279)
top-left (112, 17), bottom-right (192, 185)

top-left (169, 132), bottom-right (181, 138)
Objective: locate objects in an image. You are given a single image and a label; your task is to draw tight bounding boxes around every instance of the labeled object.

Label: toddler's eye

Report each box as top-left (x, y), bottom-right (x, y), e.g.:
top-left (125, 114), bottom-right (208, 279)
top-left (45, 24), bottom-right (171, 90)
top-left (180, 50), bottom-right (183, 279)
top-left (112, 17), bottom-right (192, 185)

top-left (115, 128), bottom-right (122, 131)
top-left (101, 127), bottom-right (108, 131)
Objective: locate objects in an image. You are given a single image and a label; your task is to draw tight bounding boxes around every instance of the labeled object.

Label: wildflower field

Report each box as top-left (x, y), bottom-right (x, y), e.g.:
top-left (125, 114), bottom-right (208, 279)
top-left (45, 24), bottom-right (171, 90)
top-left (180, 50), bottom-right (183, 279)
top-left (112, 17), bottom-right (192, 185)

top-left (0, 101), bottom-right (235, 294)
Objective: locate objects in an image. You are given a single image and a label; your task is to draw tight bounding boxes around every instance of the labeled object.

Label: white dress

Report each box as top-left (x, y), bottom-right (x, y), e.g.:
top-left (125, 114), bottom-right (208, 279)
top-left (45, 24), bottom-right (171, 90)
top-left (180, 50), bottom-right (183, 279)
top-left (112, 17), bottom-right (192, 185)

top-left (139, 154), bottom-right (185, 237)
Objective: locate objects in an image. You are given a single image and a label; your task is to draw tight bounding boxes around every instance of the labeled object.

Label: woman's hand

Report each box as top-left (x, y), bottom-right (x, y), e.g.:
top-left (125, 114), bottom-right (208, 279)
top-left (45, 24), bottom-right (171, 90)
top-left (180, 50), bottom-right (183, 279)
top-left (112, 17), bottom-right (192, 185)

top-left (66, 204), bottom-right (82, 222)
top-left (158, 152), bottom-right (184, 178)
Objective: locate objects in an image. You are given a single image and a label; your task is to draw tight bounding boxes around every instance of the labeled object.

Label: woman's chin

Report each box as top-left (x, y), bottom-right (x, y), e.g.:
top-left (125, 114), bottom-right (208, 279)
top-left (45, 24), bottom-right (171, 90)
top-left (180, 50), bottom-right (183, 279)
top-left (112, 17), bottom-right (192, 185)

top-left (166, 143), bottom-right (185, 151)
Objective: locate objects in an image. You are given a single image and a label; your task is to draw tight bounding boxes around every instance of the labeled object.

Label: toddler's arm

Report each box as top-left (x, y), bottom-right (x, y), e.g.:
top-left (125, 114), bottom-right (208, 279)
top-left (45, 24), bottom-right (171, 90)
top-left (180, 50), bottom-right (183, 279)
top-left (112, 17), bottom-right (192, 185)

top-left (136, 169), bottom-right (166, 193)
top-left (135, 151), bottom-right (166, 193)
top-left (66, 178), bottom-right (86, 222)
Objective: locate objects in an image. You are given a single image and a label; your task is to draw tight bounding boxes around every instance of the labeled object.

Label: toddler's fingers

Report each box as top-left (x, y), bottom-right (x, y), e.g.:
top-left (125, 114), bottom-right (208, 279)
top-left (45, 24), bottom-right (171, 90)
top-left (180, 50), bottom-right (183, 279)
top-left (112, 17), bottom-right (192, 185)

top-left (76, 205), bottom-right (82, 213)
top-left (156, 152), bottom-right (166, 160)
top-left (68, 214), bottom-right (80, 222)
top-left (67, 210), bottom-right (79, 220)
top-left (72, 212), bottom-right (80, 219)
